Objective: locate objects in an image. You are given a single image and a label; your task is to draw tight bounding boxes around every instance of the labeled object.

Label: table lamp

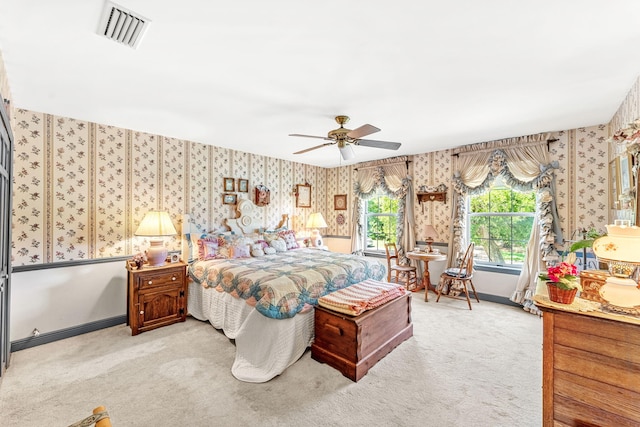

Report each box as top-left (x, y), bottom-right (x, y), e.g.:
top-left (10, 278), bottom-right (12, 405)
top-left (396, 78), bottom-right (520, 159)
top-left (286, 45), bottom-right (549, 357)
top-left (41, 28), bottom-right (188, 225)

top-left (306, 212), bottom-right (328, 247)
top-left (135, 210), bottom-right (178, 266)
top-left (591, 220), bottom-right (640, 312)
top-left (424, 224), bottom-right (438, 253)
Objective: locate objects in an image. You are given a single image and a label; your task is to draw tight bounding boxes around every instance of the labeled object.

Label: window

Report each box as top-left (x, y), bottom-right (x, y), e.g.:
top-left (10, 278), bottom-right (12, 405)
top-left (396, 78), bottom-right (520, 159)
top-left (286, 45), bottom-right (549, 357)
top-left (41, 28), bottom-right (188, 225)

top-left (467, 176), bottom-right (536, 266)
top-left (365, 193), bottom-right (399, 251)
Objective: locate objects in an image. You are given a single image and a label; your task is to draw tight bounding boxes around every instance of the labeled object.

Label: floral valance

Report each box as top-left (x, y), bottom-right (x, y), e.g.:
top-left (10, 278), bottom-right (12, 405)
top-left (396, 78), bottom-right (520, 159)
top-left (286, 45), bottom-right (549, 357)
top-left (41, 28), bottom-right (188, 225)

top-left (452, 150), bottom-right (558, 196)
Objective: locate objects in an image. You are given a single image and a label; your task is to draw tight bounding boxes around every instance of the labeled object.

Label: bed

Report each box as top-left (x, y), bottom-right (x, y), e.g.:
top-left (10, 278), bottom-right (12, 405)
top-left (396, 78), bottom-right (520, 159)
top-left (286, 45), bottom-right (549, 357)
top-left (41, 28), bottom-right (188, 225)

top-left (183, 206), bottom-right (387, 382)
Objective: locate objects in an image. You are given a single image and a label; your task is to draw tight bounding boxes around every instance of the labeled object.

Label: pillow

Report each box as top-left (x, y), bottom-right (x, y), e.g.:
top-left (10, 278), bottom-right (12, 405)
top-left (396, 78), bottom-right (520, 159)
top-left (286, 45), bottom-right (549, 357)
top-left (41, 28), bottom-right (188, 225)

top-left (278, 229), bottom-right (299, 250)
top-left (217, 246), bottom-right (232, 259)
top-left (443, 267), bottom-right (471, 278)
top-left (231, 244), bottom-right (251, 259)
top-left (251, 244), bottom-right (265, 257)
top-left (270, 238), bottom-right (287, 252)
top-left (197, 238), bottom-right (220, 260)
top-left (255, 239), bottom-right (269, 250)
top-left (263, 233), bottom-right (280, 243)
top-left (264, 247), bottom-right (276, 255)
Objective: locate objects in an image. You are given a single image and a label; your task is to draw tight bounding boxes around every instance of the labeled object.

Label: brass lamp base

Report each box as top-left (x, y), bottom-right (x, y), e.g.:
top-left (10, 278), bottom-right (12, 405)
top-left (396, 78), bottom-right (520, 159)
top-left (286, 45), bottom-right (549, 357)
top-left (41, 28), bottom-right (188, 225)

top-left (426, 237), bottom-right (434, 253)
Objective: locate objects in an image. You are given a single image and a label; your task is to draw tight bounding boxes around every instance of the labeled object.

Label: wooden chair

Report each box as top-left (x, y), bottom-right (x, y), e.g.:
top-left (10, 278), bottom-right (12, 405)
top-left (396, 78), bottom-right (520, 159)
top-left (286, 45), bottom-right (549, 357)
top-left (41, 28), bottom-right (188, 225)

top-left (384, 242), bottom-right (418, 291)
top-left (68, 406), bottom-right (112, 427)
top-left (436, 243), bottom-right (479, 310)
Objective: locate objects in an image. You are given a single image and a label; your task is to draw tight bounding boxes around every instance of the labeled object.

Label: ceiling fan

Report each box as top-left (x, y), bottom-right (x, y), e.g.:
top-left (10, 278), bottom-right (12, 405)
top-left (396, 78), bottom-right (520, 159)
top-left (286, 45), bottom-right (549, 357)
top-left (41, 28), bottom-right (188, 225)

top-left (290, 115), bottom-right (401, 160)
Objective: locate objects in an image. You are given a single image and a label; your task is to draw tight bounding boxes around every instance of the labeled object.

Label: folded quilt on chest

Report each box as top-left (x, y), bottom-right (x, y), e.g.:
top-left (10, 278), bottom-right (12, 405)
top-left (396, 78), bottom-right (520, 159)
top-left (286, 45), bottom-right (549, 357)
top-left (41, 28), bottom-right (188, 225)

top-left (317, 279), bottom-right (408, 316)
top-left (188, 248), bottom-right (387, 319)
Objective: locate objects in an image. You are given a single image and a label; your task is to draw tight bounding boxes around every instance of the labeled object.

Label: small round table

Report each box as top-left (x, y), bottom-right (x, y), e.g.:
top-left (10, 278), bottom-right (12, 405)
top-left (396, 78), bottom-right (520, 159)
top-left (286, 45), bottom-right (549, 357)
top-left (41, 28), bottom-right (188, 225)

top-left (406, 251), bottom-right (446, 301)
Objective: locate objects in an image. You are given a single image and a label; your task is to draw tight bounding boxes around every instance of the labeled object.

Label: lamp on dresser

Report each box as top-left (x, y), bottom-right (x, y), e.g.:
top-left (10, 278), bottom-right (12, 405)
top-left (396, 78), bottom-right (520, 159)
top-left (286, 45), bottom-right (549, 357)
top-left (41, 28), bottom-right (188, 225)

top-left (591, 220), bottom-right (640, 313)
top-left (135, 210), bottom-right (178, 266)
top-left (306, 212), bottom-right (328, 247)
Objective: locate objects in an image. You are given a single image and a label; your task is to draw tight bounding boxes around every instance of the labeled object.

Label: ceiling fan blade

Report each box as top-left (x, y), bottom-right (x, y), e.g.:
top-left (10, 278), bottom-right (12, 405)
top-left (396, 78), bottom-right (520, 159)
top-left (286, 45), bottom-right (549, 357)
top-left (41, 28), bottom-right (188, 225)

top-left (355, 139), bottom-right (401, 150)
top-left (289, 133), bottom-right (332, 141)
top-left (347, 124), bottom-right (380, 139)
top-left (293, 142), bottom-right (335, 155)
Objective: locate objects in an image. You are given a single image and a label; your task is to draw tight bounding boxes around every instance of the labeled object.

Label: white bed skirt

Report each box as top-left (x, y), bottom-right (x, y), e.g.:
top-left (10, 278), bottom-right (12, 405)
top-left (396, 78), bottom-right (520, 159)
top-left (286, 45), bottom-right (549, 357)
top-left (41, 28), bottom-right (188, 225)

top-left (188, 281), bottom-right (314, 382)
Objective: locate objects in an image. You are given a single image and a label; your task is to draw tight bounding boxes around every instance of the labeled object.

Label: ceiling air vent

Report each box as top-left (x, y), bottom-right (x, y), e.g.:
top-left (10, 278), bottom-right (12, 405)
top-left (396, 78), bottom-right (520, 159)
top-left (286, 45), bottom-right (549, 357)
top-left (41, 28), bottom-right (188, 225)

top-left (97, 1), bottom-right (151, 49)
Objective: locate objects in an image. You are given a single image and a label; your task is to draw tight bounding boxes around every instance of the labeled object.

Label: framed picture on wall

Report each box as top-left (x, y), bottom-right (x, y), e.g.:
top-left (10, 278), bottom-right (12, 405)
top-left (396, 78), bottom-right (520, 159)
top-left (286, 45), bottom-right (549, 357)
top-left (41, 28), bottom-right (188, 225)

top-left (223, 177), bottom-right (235, 192)
top-left (222, 193), bottom-right (237, 205)
top-left (238, 178), bottom-right (248, 192)
top-left (334, 194), bottom-right (347, 210)
top-left (296, 184), bottom-right (311, 208)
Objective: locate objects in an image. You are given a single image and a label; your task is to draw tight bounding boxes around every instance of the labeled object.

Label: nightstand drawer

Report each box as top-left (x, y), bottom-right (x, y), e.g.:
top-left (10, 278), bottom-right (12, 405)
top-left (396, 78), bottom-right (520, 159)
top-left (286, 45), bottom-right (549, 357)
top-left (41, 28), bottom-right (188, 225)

top-left (136, 269), bottom-right (184, 290)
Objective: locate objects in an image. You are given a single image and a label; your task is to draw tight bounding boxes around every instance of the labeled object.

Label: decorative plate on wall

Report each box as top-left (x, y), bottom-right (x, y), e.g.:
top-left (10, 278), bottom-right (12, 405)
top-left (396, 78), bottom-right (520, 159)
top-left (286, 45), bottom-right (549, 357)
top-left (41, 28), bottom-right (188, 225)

top-left (336, 213), bottom-right (345, 225)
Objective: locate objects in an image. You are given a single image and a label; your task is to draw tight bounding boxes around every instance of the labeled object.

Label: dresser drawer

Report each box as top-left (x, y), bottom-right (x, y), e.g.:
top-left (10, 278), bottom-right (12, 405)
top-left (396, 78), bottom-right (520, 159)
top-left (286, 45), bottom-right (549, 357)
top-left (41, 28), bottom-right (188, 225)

top-left (135, 267), bottom-right (184, 290)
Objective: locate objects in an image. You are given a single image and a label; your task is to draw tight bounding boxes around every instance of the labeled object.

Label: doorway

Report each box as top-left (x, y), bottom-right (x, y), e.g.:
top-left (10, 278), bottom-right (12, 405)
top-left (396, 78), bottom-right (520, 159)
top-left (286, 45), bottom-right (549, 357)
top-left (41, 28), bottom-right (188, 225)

top-left (0, 97), bottom-right (13, 377)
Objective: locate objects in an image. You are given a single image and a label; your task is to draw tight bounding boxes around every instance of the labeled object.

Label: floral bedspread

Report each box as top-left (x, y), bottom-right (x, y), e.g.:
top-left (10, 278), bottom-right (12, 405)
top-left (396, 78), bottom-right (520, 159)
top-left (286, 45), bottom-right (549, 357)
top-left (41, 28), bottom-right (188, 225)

top-left (188, 248), bottom-right (387, 319)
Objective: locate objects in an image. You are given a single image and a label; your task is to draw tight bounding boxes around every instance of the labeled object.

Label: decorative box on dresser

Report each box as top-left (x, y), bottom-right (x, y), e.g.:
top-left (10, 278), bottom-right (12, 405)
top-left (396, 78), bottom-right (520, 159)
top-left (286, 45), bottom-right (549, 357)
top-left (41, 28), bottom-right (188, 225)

top-left (126, 261), bottom-right (188, 336)
top-left (579, 269), bottom-right (608, 303)
top-left (535, 285), bottom-right (640, 426)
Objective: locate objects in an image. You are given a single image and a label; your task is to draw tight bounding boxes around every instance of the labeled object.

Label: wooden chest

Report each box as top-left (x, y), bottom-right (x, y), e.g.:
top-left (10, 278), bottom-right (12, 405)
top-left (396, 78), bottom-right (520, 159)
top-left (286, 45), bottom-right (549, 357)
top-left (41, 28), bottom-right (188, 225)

top-left (311, 292), bottom-right (413, 381)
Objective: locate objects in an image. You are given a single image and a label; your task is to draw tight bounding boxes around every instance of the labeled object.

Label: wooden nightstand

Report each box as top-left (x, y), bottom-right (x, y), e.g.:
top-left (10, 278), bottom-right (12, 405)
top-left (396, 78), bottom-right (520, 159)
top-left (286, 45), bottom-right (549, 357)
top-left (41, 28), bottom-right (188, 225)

top-left (126, 261), bottom-right (188, 336)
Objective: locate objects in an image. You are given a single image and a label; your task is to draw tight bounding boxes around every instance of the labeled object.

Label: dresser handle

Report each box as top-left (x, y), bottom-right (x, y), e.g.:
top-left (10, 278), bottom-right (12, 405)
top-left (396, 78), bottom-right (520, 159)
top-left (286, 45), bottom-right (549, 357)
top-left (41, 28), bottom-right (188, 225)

top-left (172, 276), bottom-right (176, 281)
top-left (148, 280), bottom-right (153, 285)
top-left (139, 310), bottom-right (144, 315)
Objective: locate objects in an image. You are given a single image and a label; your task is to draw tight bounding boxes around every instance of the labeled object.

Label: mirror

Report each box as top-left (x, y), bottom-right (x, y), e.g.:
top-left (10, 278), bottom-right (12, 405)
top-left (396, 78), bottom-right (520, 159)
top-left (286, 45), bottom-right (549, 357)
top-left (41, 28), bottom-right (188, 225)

top-left (610, 137), bottom-right (638, 224)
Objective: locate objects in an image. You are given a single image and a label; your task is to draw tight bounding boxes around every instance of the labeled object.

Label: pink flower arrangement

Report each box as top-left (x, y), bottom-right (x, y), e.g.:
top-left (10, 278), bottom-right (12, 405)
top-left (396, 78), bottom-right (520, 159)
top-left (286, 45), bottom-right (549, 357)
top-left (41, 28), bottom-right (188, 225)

top-left (539, 262), bottom-right (581, 291)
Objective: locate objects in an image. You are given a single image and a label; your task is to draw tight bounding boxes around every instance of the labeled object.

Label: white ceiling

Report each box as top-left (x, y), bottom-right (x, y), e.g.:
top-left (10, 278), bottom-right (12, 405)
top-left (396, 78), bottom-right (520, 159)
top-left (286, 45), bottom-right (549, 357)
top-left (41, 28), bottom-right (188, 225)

top-left (2, 1), bottom-right (640, 168)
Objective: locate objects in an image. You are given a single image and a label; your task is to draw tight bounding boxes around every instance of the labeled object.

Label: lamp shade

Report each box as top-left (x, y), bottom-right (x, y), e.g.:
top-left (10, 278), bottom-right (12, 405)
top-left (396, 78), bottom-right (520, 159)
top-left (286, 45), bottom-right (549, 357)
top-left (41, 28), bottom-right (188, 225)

top-left (339, 144), bottom-right (355, 161)
top-left (592, 222), bottom-right (640, 264)
top-left (424, 225), bottom-right (438, 240)
top-left (306, 212), bottom-right (328, 229)
top-left (135, 211), bottom-right (178, 237)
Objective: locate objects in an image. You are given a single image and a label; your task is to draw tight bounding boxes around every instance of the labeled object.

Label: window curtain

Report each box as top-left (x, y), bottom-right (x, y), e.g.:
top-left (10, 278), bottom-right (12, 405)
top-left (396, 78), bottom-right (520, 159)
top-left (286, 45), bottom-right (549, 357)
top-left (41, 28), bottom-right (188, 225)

top-left (351, 157), bottom-right (416, 264)
top-left (449, 135), bottom-right (562, 314)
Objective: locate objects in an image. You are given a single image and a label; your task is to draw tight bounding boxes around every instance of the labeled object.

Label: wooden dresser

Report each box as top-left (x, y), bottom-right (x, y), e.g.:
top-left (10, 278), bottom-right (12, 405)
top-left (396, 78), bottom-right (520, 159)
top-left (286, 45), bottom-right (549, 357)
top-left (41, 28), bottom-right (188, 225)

top-left (126, 261), bottom-right (188, 336)
top-left (536, 296), bottom-right (640, 426)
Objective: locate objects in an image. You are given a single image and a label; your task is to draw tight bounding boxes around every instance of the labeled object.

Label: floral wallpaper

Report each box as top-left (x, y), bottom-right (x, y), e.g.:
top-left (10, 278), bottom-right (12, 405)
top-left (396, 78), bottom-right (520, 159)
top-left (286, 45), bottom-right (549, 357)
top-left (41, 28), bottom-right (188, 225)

top-left (95, 124), bottom-right (126, 258)
top-left (11, 109), bottom-right (326, 266)
top-left (412, 150), bottom-right (452, 244)
top-left (322, 165), bottom-right (353, 237)
top-left (14, 70), bottom-right (640, 265)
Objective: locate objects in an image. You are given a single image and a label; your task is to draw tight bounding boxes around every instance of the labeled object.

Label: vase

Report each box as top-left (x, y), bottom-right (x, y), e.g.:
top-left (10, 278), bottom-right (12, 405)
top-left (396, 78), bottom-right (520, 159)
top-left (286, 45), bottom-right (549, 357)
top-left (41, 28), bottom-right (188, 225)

top-left (546, 282), bottom-right (578, 304)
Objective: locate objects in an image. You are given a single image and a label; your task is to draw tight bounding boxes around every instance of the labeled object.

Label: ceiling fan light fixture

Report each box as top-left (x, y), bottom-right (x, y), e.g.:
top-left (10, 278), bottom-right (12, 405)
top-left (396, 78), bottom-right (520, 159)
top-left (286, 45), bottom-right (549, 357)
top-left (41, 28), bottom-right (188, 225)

top-left (339, 144), bottom-right (355, 160)
top-left (290, 116), bottom-right (400, 161)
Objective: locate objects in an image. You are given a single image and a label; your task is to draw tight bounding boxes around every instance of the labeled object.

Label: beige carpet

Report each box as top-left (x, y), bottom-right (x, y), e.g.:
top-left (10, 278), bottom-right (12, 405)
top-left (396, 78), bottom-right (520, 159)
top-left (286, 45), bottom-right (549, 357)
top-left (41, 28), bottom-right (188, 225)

top-left (0, 292), bottom-right (542, 426)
